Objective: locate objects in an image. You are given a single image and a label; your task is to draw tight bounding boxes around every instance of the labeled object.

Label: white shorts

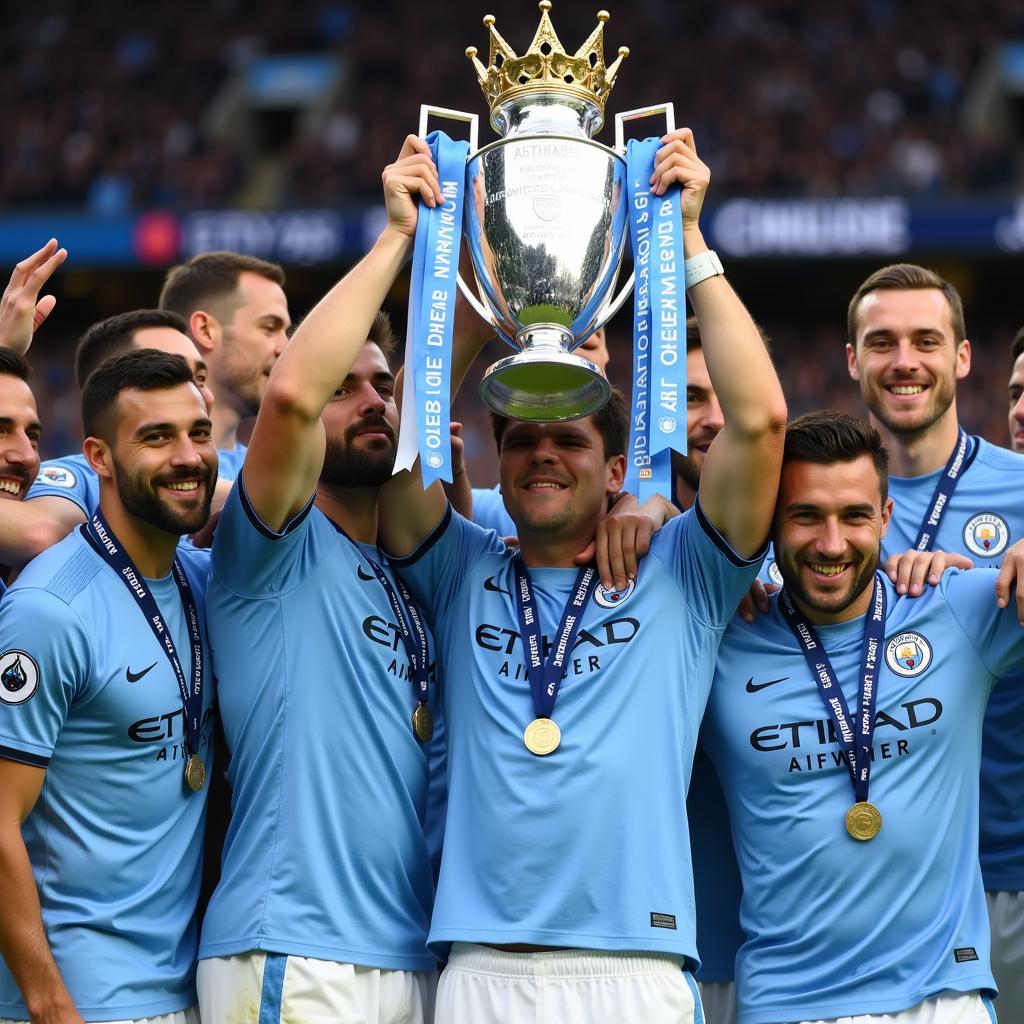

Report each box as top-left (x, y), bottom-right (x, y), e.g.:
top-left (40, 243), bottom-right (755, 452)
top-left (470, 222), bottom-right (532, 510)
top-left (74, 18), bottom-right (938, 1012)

top-left (436, 943), bottom-right (703, 1024)
top-left (792, 990), bottom-right (996, 1024)
top-left (987, 889), bottom-right (1024, 1021)
top-left (699, 980), bottom-right (736, 1024)
top-left (1, 1009), bottom-right (198, 1024)
top-left (197, 953), bottom-right (436, 1023)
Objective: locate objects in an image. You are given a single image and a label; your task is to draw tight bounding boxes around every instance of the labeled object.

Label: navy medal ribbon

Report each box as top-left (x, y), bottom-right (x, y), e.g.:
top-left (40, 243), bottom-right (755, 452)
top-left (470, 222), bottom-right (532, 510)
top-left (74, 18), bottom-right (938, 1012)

top-left (511, 557), bottom-right (598, 748)
top-left (913, 428), bottom-right (978, 551)
top-left (82, 512), bottom-right (205, 790)
top-left (780, 573), bottom-right (886, 812)
top-left (327, 520), bottom-right (433, 740)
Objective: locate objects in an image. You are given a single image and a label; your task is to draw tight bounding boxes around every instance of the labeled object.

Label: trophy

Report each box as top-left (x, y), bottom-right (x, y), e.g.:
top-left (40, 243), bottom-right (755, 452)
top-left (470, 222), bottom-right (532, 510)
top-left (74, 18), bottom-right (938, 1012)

top-left (421, 1), bottom-right (674, 421)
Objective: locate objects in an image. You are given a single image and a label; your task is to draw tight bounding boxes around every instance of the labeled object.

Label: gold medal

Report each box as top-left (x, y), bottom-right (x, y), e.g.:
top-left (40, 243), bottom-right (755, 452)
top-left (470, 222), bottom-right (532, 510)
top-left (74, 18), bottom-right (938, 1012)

top-left (845, 801), bottom-right (882, 841)
top-left (524, 718), bottom-right (561, 756)
top-left (184, 754), bottom-right (207, 793)
top-left (412, 703), bottom-right (434, 743)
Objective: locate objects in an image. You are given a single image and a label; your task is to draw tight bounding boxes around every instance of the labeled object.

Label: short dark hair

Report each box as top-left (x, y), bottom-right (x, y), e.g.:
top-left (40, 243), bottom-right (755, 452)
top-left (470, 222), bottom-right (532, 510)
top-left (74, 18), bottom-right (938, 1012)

top-left (784, 410), bottom-right (889, 503)
top-left (159, 251), bottom-right (286, 323)
top-left (75, 309), bottom-right (189, 389)
top-left (82, 349), bottom-right (197, 442)
top-left (490, 386), bottom-right (629, 460)
top-left (848, 263), bottom-right (966, 347)
top-left (367, 310), bottom-right (397, 360)
top-left (1011, 326), bottom-right (1024, 367)
top-left (0, 348), bottom-right (31, 383)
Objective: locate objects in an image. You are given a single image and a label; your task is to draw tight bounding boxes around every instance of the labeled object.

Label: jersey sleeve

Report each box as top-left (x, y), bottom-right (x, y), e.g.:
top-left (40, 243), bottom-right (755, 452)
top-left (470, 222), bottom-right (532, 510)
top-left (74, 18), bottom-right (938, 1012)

top-left (942, 567), bottom-right (1024, 683)
top-left (387, 504), bottom-right (507, 624)
top-left (0, 587), bottom-right (90, 768)
top-left (649, 500), bottom-right (767, 629)
top-left (472, 485), bottom-right (516, 536)
top-left (26, 457), bottom-right (97, 515)
top-left (210, 474), bottom-right (319, 597)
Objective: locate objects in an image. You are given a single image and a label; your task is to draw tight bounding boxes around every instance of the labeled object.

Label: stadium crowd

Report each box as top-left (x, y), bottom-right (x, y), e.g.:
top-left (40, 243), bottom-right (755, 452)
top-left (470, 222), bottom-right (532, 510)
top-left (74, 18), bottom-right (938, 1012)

top-left (1, 0), bottom-right (1022, 211)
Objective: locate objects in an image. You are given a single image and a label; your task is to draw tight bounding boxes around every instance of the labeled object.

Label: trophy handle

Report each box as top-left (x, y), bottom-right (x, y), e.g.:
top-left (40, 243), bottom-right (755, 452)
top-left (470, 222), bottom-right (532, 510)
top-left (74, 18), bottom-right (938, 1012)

top-left (593, 103), bottom-right (678, 331)
top-left (418, 104), bottom-right (479, 153)
top-left (417, 104), bottom-right (496, 327)
top-left (613, 102), bottom-right (676, 153)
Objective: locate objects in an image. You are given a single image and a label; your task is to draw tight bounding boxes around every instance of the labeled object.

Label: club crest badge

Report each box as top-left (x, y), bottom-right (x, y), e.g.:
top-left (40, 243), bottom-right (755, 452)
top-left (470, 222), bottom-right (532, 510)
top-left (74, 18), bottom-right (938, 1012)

top-left (0, 650), bottom-right (39, 704)
top-left (594, 579), bottom-right (636, 608)
top-left (885, 632), bottom-right (932, 677)
top-left (963, 513), bottom-right (1009, 558)
top-left (41, 465), bottom-right (76, 488)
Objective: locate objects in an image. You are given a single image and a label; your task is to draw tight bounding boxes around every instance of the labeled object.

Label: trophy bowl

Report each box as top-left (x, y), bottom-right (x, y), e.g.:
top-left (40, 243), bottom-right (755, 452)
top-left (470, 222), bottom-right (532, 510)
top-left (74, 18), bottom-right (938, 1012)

top-left (465, 103), bottom-right (626, 421)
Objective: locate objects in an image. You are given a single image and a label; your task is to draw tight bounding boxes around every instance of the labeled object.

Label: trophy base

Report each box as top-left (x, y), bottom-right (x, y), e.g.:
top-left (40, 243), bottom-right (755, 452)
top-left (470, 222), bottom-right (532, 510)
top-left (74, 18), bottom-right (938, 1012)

top-left (479, 351), bottom-right (611, 422)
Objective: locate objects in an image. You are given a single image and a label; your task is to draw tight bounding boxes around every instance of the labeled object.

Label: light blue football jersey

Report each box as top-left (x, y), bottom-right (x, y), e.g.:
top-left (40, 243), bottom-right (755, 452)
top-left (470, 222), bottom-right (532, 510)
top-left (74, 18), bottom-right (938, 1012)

top-left (27, 446), bottom-right (243, 516)
top-left (27, 452), bottom-right (97, 515)
top-left (882, 437), bottom-right (1024, 892)
top-left (471, 484), bottom-right (515, 536)
top-left (390, 502), bottom-right (763, 963)
top-left (703, 569), bottom-right (1022, 1023)
top-left (0, 530), bottom-right (214, 1021)
top-left (199, 481), bottom-right (441, 970)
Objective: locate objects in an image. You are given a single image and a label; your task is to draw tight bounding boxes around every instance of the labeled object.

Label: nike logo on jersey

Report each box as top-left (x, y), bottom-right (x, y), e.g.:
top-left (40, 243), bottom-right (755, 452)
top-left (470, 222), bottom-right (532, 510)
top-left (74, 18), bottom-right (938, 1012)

top-left (356, 565), bottom-right (375, 582)
top-left (484, 575), bottom-right (511, 597)
top-left (126, 663), bottom-right (158, 683)
top-left (746, 675), bottom-right (789, 693)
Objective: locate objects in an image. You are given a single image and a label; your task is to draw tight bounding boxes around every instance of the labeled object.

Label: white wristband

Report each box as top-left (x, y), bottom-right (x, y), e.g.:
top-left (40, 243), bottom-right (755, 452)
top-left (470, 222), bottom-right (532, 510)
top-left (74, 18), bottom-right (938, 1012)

top-left (684, 250), bottom-right (724, 289)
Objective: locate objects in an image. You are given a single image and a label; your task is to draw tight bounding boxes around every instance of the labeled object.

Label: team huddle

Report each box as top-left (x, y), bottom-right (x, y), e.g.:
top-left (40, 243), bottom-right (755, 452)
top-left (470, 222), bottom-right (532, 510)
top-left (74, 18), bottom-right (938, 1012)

top-left (0, 130), bottom-right (1022, 1024)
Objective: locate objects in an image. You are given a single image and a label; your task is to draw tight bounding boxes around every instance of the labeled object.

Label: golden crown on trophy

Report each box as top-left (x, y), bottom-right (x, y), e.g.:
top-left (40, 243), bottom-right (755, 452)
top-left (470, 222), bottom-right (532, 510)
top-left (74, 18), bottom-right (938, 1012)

top-left (466, 1), bottom-right (629, 116)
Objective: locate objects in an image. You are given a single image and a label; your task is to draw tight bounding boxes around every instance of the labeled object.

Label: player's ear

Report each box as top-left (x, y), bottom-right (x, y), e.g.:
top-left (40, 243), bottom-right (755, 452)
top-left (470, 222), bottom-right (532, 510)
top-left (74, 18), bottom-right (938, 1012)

top-left (845, 341), bottom-right (860, 382)
top-left (82, 436), bottom-right (114, 480)
top-left (189, 310), bottom-right (220, 355)
top-left (879, 496), bottom-right (894, 538)
top-left (955, 338), bottom-right (971, 381)
top-left (605, 453), bottom-right (626, 495)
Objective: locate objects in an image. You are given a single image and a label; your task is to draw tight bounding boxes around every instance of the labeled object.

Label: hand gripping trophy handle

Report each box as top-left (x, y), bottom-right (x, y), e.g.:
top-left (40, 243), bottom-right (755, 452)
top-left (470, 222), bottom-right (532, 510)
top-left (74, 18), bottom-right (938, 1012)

top-left (596, 102), bottom-right (677, 325)
top-left (417, 105), bottom-right (492, 325)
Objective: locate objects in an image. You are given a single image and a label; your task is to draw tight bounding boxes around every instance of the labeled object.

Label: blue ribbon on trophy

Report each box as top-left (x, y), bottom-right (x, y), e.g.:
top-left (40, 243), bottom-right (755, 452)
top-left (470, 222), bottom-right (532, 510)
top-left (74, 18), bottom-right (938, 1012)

top-left (394, 130), bottom-right (470, 488)
top-left (623, 137), bottom-right (688, 501)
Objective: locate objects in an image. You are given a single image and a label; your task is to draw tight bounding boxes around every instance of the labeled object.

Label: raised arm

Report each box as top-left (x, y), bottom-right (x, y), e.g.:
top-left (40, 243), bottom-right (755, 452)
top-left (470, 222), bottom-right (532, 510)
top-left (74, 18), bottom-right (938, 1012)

top-left (652, 129), bottom-right (787, 558)
top-left (0, 759), bottom-right (83, 1022)
top-left (243, 137), bottom-right (444, 531)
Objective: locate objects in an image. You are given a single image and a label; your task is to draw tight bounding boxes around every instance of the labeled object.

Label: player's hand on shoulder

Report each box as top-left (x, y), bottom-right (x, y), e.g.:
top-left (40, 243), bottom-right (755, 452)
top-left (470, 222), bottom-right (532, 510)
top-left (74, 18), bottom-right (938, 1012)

top-left (576, 491), bottom-right (678, 591)
top-left (0, 238), bottom-right (67, 354)
top-left (995, 538), bottom-right (1024, 624)
top-left (737, 578), bottom-right (778, 623)
top-left (884, 548), bottom-right (974, 597)
top-left (381, 135), bottom-right (444, 240)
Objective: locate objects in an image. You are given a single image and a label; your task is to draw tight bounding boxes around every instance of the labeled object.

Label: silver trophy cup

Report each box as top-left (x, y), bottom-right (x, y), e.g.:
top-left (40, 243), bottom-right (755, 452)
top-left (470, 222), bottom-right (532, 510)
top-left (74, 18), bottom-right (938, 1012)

top-left (420, 4), bottom-right (673, 421)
